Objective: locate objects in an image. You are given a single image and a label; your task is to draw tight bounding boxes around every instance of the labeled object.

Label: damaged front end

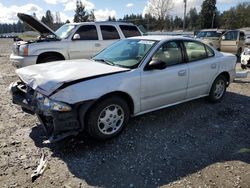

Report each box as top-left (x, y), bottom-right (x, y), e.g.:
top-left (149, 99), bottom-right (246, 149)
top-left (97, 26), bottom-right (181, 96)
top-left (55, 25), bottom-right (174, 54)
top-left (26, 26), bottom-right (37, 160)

top-left (10, 81), bottom-right (81, 142)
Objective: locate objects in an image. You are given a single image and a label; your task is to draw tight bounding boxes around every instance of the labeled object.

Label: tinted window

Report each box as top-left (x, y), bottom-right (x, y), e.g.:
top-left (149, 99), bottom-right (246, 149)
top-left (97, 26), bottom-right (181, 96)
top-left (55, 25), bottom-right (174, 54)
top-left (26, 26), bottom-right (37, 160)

top-left (100, 25), bottom-right (120, 40)
top-left (74, 25), bottom-right (98, 40)
top-left (197, 31), bottom-right (222, 38)
top-left (240, 32), bottom-right (245, 40)
top-left (152, 41), bottom-right (182, 66)
top-left (120, 25), bottom-right (141, 38)
top-left (184, 41), bottom-right (207, 62)
top-left (223, 31), bottom-right (238, 41)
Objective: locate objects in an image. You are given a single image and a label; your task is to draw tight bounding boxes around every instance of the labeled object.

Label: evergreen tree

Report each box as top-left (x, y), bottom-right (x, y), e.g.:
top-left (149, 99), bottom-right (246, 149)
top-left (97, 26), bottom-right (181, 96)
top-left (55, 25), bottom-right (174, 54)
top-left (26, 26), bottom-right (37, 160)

top-left (199, 0), bottom-right (217, 29)
top-left (74, 0), bottom-right (90, 22)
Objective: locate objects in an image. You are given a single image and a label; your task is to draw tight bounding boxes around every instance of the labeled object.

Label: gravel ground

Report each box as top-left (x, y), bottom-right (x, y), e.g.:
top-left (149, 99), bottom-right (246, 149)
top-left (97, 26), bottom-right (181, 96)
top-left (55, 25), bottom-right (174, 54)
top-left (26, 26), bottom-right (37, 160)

top-left (0, 38), bottom-right (250, 188)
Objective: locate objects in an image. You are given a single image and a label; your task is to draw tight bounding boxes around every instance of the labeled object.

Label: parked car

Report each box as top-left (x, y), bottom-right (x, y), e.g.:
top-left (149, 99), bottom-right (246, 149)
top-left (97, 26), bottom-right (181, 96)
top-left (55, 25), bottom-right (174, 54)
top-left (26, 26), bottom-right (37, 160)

top-left (196, 29), bottom-right (225, 50)
top-left (10, 13), bottom-right (142, 68)
top-left (10, 36), bottom-right (237, 141)
top-left (245, 35), bottom-right (250, 45)
top-left (241, 47), bottom-right (250, 69)
top-left (220, 30), bottom-right (245, 56)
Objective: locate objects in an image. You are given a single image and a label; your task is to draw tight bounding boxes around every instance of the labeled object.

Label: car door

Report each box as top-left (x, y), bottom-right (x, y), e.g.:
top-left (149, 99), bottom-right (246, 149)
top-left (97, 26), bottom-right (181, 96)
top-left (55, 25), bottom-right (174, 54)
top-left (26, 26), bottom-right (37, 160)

top-left (68, 25), bottom-right (100, 59)
top-left (220, 30), bottom-right (239, 53)
top-left (184, 41), bottom-right (219, 99)
top-left (98, 25), bottom-right (121, 53)
top-left (140, 41), bottom-right (188, 112)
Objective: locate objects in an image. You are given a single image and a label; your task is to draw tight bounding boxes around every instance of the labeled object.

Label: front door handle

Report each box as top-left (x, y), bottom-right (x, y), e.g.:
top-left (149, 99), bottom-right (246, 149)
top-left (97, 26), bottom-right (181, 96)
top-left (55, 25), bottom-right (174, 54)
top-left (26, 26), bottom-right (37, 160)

top-left (178, 70), bottom-right (187, 76)
top-left (211, 63), bottom-right (217, 69)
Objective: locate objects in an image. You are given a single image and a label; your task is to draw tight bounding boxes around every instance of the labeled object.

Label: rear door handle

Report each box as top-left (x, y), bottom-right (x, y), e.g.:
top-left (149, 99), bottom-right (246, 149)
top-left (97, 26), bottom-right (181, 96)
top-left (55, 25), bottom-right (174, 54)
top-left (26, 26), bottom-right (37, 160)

top-left (211, 63), bottom-right (216, 69)
top-left (95, 43), bottom-right (101, 47)
top-left (178, 70), bottom-right (187, 76)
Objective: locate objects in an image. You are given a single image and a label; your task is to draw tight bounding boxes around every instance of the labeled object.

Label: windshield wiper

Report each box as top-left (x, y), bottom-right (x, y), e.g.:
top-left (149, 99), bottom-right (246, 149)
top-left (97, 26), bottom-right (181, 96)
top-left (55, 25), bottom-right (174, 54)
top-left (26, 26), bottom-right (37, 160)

top-left (93, 58), bottom-right (115, 66)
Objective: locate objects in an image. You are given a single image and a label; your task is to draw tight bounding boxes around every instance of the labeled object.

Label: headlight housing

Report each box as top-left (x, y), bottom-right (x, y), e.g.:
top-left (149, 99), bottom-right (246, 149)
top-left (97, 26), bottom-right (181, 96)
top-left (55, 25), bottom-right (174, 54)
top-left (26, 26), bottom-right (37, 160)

top-left (36, 93), bottom-right (71, 112)
top-left (18, 45), bottom-right (28, 56)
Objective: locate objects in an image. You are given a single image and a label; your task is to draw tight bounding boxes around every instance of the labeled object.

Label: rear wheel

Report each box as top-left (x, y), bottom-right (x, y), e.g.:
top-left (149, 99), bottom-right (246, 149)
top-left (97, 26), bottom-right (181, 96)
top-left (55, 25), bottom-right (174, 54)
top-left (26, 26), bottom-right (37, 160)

top-left (85, 96), bottom-right (130, 140)
top-left (209, 75), bottom-right (227, 103)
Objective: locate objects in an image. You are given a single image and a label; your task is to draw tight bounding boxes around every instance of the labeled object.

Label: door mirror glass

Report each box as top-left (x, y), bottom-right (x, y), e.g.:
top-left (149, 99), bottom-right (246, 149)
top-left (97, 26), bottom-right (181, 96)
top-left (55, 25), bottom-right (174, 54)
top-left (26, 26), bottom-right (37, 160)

top-left (73, 34), bottom-right (80, 40)
top-left (146, 59), bottom-right (166, 70)
top-left (221, 36), bottom-right (225, 40)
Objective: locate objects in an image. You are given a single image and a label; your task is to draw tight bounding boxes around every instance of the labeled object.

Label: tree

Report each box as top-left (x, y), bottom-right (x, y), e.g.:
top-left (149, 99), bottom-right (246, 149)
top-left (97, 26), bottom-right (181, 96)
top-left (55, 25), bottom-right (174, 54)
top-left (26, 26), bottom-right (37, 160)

top-left (199, 0), bottom-right (217, 29)
top-left (41, 10), bottom-right (54, 29)
top-left (66, 20), bottom-right (70, 23)
top-left (88, 10), bottom-right (96, 22)
top-left (145, 0), bottom-right (174, 31)
top-left (187, 8), bottom-right (199, 30)
top-left (73, 0), bottom-right (90, 22)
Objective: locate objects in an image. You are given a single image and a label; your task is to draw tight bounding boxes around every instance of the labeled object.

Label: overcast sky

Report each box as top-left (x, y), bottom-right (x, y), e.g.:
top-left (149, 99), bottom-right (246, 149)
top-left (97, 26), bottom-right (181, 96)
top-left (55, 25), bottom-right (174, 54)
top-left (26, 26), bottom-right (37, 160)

top-left (0, 0), bottom-right (247, 23)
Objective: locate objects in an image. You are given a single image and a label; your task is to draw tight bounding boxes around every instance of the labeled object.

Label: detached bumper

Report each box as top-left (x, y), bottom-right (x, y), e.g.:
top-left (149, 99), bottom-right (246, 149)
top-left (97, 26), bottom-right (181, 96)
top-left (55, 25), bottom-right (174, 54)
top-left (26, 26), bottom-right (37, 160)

top-left (10, 81), bottom-right (83, 141)
top-left (10, 54), bottom-right (38, 68)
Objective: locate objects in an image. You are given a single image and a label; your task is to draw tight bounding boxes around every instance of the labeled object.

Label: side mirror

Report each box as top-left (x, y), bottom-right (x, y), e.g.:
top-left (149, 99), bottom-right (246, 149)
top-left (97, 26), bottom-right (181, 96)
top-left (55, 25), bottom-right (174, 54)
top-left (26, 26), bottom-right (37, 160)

top-left (73, 34), bottom-right (80, 40)
top-left (146, 59), bottom-right (166, 70)
top-left (221, 36), bottom-right (226, 40)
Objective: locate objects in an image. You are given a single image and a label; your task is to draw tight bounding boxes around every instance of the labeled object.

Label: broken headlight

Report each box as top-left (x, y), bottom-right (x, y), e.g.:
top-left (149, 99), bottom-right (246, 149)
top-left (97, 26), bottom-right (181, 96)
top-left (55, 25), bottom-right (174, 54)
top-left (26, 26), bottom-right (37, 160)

top-left (36, 93), bottom-right (71, 112)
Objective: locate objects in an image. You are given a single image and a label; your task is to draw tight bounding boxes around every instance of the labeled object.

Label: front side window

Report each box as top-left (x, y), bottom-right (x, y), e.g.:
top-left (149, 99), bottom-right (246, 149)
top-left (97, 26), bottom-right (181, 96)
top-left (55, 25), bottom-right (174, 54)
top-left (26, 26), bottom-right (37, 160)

top-left (55, 24), bottom-right (77, 39)
top-left (152, 41), bottom-right (182, 66)
top-left (93, 39), bottom-right (156, 68)
top-left (101, 25), bottom-right (120, 40)
top-left (184, 41), bottom-right (207, 62)
top-left (120, 25), bottom-right (141, 38)
top-left (74, 25), bottom-right (98, 40)
top-left (223, 31), bottom-right (238, 41)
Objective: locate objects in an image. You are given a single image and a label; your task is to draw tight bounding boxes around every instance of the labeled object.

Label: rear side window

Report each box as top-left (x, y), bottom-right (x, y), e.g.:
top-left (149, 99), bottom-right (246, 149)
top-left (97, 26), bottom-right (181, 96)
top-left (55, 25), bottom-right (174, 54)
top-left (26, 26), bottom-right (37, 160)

top-left (120, 25), bottom-right (141, 38)
top-left (100, 25), bottom-right (120, 40)
top-left (240, 32), bottom-right (245, 40)
top-left (74, 25), bottom-right (98, 40)
top-left (184, 41), bottom-right (207, 62)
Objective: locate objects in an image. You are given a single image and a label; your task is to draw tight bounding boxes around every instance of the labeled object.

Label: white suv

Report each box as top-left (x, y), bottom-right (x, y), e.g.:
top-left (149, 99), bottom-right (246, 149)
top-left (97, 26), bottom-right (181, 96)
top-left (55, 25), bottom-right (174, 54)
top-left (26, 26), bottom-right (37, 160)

top-left (10, 13), bottom-right (142, 68)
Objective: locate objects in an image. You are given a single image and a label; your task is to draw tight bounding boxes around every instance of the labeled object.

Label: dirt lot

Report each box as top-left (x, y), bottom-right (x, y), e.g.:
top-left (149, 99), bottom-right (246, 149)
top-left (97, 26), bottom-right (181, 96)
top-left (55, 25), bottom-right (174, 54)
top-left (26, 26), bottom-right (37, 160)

top-left (0, 38), bottom-right (250, 188)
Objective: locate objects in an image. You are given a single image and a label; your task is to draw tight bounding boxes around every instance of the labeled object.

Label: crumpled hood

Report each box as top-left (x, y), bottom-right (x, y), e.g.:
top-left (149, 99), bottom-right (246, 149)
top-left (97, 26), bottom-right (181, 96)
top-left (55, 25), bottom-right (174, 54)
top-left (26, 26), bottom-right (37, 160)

top-left (16, 59), bottom-right (129, 96)
top-left (17, 13), bottom-right (58, 38)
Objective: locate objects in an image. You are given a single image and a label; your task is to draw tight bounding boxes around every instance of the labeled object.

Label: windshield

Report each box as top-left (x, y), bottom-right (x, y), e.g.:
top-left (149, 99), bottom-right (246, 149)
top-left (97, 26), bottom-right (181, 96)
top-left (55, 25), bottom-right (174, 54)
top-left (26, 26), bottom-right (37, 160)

top-left (93, 39), bottom-right (157, 69)
top-left (197, 31), bottom-right (222, 38)
top-left (55, 24), bottom-right (76, 39)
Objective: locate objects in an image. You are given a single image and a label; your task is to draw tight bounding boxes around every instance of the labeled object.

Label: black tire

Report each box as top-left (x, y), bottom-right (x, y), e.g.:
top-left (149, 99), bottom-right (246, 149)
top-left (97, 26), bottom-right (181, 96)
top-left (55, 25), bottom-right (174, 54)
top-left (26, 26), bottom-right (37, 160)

top-left (241, 64), bottom-right (247, 70)
top-left (85, 96), bottom-right (130, 140)
top-left (208, 75), bottom-right (227, 103)
top-left (38, 56), bottom-right (63, 64)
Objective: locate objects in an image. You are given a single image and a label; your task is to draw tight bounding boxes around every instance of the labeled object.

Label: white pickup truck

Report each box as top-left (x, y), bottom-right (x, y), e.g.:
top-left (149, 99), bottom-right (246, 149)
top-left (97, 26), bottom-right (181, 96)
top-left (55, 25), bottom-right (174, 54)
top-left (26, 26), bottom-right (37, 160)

top-left (10, 13), bottom-right (142, 68)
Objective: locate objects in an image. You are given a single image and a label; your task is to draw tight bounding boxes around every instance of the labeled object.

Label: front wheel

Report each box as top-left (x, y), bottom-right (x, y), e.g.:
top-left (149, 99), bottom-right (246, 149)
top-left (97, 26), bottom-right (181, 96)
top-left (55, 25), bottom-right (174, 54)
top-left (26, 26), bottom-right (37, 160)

top-left (208, 75), bottom-right (227, 103)
top-left (85, 96), bottom-right (130, 140)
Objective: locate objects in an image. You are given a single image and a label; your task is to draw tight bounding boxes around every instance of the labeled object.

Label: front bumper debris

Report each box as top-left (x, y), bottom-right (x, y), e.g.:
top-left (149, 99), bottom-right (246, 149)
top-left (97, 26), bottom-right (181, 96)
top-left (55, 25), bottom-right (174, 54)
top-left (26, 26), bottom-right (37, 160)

top-left (10, 81), bottom-right (81, 142)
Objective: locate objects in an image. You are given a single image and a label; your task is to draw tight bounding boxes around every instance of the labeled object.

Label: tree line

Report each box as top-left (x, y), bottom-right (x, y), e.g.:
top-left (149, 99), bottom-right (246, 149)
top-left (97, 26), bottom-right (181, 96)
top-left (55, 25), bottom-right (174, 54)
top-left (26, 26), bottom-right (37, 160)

top-left (0, 0), bottom-right (249, 34)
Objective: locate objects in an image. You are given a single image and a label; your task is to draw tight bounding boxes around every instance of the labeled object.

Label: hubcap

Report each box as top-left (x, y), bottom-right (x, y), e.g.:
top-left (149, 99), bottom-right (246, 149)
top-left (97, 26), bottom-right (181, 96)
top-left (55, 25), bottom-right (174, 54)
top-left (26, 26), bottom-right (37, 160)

top-left (98, 104), bottom-right (124, 135)
top-left (214, 80), bottom-right (225, 99)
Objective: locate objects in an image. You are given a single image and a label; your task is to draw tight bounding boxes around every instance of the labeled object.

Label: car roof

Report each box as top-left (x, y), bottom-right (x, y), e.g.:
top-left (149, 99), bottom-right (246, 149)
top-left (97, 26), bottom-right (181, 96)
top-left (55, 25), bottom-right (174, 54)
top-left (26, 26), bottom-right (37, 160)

top-left (128, 35), bottom-right (194, 42)
top-left (66, 21), bottom-right (134, 26)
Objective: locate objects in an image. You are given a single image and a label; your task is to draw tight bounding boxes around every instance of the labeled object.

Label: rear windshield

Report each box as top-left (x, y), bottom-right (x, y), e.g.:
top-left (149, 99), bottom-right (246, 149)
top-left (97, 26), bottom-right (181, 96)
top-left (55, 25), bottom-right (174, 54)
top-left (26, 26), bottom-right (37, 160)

top-left (120, 25), bottom-right (141, 38)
